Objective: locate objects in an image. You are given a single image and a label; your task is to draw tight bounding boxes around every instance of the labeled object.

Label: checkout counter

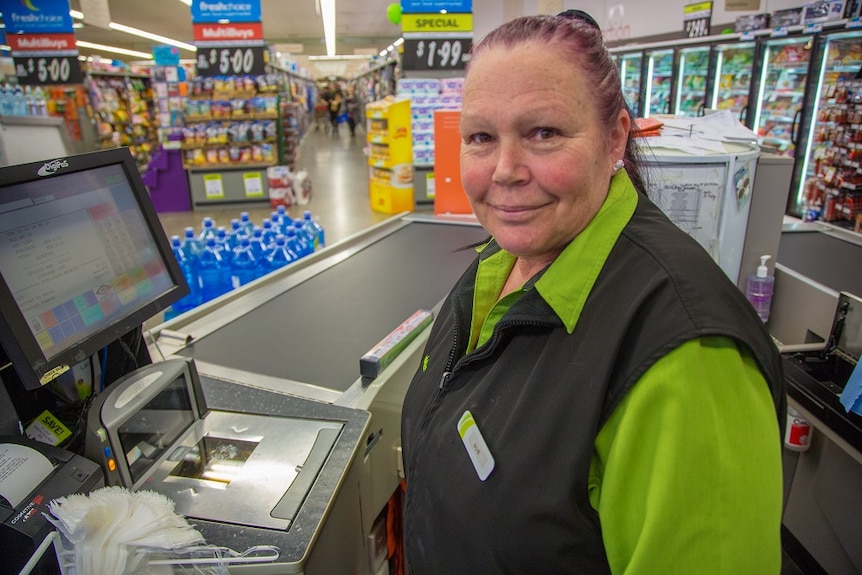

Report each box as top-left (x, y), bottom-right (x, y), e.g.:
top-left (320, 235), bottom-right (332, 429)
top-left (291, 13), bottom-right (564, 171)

top-left (771, 221), bottom-right (862, 574)
top-left (135, 213), bottom-right (488, 574)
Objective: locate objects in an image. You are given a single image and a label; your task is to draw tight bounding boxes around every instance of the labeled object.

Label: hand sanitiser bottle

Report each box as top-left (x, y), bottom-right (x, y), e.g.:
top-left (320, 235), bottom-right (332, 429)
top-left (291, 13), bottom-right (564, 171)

top-left (746, 255), bottom-right (775, 322)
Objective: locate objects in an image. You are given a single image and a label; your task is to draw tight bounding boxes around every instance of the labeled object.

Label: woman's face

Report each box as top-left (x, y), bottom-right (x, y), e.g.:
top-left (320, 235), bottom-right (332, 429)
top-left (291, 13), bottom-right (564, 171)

top-left (460, 41), bottom-right (629, 265)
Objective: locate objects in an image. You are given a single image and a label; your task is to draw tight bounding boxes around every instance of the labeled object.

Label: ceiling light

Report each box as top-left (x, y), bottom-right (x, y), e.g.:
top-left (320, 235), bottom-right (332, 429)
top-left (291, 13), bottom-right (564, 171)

top-left (320, 0), bottom-right (336, 57)
top-left (177, 0), bottom-right (192, 5)
top-left (76, 40), bottom-right (153, 59)
top-left (394, 38), bottom-right (404, 46)
top-left (308, 55), bottom-right (370, 61)
top-left (70, 10), bottom-right (84, 19)
top-left (108, 22), bottom-right (197, 52)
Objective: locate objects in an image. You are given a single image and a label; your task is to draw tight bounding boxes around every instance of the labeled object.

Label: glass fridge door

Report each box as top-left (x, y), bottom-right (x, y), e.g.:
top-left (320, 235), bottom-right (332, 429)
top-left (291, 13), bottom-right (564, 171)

top-left (645, 48), bottom-right (674, 117)
top-left (619, 52), bottom-right (643, 116)
top-left (675, 46), bottom-right (710, 117)
top-left (796, 31), bottom-right (862, 223)
top-left (752, 36), bottom-right (812, 157)
top-left (711, 41), bottom-right (756, 123)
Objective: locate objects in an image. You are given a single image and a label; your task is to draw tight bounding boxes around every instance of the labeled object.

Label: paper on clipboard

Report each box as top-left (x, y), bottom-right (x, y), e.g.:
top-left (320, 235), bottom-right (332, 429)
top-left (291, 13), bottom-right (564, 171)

top-left (0, 443), bottom-right (53, 508)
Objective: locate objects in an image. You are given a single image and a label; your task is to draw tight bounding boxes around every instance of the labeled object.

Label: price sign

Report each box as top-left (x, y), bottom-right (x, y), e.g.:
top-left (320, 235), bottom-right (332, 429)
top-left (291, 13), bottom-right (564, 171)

top-left (14, 56), bottom-right (83, 85)
top-left (402, 37), bottom-right (471, 71)
top-left (196, 46), bottom-right (267, 77)
top-left (683, 1), bottom-right (712, 38)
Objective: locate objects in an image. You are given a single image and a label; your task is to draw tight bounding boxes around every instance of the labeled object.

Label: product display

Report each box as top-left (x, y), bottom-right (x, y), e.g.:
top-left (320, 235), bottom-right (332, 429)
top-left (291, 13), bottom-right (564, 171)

top-left (366, 97), bottom-right (414, 213)
top-left (711, 42), bottom-right (755, 121)
top-left (397, 78), bottom-right (463, 168)
top-left (754, 38), bottom-right (811, 157)
top-left (646, 48), bottom-right (673, 116)
top-left (675, 46), bottom-right (709, 117)
top-left (87, 71), bottom-right (157, 171)
top-left (618, 52), bottom-right (643, 116)
top-left (799, 33), bottom-right (862, 226)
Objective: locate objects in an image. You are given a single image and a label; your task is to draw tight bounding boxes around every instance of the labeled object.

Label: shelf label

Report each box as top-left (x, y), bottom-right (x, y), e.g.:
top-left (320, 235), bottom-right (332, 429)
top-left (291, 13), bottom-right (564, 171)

top-left (243, 172), bottom-right (264, 197)
top-left (771, 26), bottom-right (790, 37)
top-left (683, 1), bottom-right (712, 38)
top-left (848, 17), bottom-right (862, 28)
top-left (402, 37), bottom-right (472, 71)
top-left (13, 55), bottom-right (83, 85)
top-left (195, 45), bottom-right (267, 77)
top-left (203, 173), bottom-right (225, 199)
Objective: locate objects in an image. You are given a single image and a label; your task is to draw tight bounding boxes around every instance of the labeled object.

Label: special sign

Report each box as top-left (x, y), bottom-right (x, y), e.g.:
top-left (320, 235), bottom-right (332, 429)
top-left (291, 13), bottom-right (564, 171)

top-left (401, 13), bottom-right (473, 33)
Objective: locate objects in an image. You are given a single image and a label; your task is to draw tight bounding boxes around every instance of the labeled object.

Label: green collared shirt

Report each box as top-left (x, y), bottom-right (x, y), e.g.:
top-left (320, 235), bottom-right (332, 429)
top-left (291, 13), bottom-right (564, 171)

top-left (468, 172), bottom-right (782, 574)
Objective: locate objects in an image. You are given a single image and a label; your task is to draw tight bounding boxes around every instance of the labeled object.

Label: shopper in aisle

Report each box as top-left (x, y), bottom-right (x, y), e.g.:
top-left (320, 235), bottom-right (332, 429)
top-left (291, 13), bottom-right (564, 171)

top-left (400, 11), bottom-right (786, 575)
top-left (325, 81), bottom-right (344, 134)
top-left (344, 85), bottom-right (360, 137)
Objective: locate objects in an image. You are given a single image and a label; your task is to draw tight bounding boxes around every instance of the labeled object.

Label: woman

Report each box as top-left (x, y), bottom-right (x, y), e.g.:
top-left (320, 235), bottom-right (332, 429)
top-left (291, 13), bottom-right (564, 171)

top-left (400, 12), bottom-right (785, 574)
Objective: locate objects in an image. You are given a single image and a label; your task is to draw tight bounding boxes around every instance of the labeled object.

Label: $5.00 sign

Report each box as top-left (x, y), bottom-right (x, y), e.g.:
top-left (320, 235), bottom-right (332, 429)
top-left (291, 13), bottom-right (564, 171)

top-left (196, 46), bottom-right (267, 77)
top-left (14, 55), bottom-right (83, 86)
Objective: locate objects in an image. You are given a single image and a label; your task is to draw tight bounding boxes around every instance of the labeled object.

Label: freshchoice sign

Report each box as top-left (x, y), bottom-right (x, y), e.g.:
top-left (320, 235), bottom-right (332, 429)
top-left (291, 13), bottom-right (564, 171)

top-left (191, 0), bottom-right (261, 23)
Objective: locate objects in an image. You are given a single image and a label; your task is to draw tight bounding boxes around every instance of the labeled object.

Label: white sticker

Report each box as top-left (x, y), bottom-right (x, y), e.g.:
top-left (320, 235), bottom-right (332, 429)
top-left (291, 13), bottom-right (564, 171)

top-left (458, 410), bottom-right (495, 481)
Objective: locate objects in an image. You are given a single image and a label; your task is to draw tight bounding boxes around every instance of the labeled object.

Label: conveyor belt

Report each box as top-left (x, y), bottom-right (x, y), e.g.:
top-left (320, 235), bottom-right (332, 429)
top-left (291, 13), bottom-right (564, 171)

top-left (179, 221), bottom-right (488, 392)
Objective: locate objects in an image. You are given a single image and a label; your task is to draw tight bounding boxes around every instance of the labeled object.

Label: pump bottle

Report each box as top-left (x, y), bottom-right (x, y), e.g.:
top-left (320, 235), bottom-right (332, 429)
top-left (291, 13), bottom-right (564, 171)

top-left (746, 255), bottom-right (775, 323)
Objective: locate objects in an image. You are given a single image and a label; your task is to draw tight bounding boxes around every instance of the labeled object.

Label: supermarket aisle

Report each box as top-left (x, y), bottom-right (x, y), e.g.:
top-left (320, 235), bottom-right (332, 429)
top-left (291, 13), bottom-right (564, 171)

top-left (156, 124), bottom-right (397, 244)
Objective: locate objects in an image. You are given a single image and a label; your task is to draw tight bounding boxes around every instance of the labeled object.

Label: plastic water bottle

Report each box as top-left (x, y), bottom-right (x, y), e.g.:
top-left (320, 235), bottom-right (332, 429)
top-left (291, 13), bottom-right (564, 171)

top-left (215, 227), bottom-right (232, 265)
top-left (198, 216), bottom-right (217, 244)
top-left (182, 226), bottom-right (202, 259)
top-left (261, 218), bottom-right (277, 247)
top-left (231, 238), bottom-right (262, 288)
top-left (266, 234), bottom-right (298, 271)
top-left (33, 86), bottom-right (47, 116)
top-left (239, 211), bottom-right (254, 233)
top-left (12, 86), bottom-right (26, 116)
top-left (198, 238), bottom-right (232, 302)
top-left (170, 235), bottom-right (201, 313)
top-left (291, 220), bottom-right (313, 257)
top-left (249, 227), bottom-right (268, 260)
top-left (302, 210), bottom-right (325, 250)
top-left (0, 84), bottom-right (12, 116)
top-left (284, 228), bottom-right (304, 260)
top-left (227, 218), bottom-right (245, 252)
top-left (269, 212), bottom-right (284, 235)
top-left (276, 204), bottom-right (289, 229)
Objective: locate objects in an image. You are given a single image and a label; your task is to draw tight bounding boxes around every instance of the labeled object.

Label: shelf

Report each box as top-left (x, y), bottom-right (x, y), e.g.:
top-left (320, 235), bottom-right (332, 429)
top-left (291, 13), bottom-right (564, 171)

top-left (185, 113), bottom-right (279, 123)
top-left (186, 162), bottom-right (274, 171)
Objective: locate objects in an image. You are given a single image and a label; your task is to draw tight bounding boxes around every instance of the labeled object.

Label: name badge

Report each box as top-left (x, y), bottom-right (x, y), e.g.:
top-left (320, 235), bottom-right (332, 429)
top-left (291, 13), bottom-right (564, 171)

top-left (458, 410), bottom-right (495, 481)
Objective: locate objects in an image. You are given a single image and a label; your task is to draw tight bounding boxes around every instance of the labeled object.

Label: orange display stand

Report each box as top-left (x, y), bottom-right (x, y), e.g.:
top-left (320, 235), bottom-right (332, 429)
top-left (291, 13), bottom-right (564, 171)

top-left (367, 97), bottom-right (414, 214)
top-left (433, 110), bottom-right (472, 215)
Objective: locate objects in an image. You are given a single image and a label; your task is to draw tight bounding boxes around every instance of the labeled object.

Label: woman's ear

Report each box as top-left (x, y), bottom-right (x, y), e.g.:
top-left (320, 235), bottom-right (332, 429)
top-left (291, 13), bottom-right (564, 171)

top-left (610, 109), bottom-right (631, 162)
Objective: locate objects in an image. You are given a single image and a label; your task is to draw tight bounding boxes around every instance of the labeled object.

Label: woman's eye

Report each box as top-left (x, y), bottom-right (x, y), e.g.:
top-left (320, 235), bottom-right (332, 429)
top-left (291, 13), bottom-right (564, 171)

top-left (466, 132), bottom-right (492, 144)
top-left (536, 128), bottom-right (557, 140)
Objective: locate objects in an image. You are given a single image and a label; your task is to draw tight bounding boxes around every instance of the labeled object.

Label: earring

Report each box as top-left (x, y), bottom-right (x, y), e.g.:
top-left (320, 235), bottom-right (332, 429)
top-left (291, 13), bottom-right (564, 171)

top-left (613, 159), bottom-right (625, 173)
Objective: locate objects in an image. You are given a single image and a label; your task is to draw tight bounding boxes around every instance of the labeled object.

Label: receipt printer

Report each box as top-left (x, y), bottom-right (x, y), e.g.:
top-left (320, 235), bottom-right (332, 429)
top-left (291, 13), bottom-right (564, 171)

top-left (0, 435), bottom-right (103, 574)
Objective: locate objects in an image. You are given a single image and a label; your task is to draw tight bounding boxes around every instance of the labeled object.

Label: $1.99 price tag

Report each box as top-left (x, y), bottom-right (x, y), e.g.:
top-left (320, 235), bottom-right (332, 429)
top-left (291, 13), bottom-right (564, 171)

top-left (402, 37), bottom-right (471, 71)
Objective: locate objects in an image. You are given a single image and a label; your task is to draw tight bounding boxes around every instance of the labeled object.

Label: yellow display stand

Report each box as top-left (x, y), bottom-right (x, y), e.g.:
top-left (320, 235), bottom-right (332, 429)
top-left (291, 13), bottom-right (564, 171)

top-left (366, 97), bottom-right (414, 213)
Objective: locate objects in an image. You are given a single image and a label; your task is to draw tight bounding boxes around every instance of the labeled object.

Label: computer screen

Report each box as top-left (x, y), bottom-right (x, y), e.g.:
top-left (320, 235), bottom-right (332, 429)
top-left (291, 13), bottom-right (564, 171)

top-left (0, 148), bottom-right (188, 390)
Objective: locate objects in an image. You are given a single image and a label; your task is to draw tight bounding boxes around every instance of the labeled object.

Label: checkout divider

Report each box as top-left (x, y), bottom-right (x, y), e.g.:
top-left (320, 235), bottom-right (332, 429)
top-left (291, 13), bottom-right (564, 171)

top-left (142, 212), bottom-right (488, 574)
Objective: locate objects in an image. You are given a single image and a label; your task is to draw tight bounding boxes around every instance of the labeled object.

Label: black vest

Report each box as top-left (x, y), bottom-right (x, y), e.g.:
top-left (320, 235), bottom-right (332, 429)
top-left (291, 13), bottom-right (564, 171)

top-left (401, 194), bottom-right (785, 574)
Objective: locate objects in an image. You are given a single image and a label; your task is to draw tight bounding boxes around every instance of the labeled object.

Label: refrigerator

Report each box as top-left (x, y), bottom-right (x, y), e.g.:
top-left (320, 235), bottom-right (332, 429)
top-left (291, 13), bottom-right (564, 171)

top-left (709, 41), bottom-right (757, 124)
top-left (644, 48), bottom-right (675, 117)
top-left (751, 35), bottom-right (815, 158)
top-left (674, 45), bottom-right (711, 117)
top-left (791, 29), bottom-right (862, 222)
top-left (618, 51), bottom-right (645, 117)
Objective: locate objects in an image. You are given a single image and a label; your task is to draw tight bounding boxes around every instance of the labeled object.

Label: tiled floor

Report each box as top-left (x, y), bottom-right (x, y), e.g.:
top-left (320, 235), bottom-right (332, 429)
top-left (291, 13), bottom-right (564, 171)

top-left (155, 123), bottom-right (404, 246)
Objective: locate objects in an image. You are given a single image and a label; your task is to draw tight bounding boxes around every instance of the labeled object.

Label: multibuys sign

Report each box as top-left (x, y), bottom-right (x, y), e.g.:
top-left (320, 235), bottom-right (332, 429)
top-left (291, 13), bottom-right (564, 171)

top-left (193, 21), bottom-right (263, 44)
top-left (191, 0), bottom-right (261, 23)
top-left (7, 33), bottom-right (77, 53)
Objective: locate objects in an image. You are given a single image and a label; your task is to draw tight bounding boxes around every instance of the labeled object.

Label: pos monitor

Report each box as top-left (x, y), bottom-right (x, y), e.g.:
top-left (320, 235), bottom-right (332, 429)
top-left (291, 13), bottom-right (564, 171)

top-left (0, 148), bottom-right (188, 390)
